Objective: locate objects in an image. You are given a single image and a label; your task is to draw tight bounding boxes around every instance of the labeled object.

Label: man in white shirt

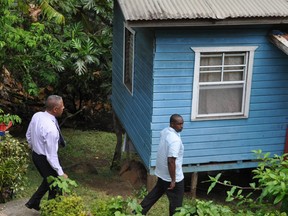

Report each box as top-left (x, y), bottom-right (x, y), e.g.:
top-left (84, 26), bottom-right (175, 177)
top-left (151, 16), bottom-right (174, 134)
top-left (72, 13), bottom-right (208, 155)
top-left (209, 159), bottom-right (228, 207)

top-left (140, 114), bottom-right (184, 216)
top-left (25, 95), bottom-right (68, 211)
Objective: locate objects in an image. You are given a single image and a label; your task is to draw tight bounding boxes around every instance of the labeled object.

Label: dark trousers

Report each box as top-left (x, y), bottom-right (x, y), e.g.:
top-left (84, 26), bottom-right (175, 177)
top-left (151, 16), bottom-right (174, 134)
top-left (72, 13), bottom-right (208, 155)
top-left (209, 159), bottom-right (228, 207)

top-left (27, 151), bottom-right (58, 207)
top-left (140, 178), bottom-right (184, 216)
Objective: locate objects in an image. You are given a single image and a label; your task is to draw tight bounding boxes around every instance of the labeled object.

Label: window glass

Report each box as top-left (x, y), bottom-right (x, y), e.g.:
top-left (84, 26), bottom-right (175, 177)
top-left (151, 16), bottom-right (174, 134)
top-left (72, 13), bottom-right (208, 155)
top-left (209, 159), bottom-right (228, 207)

top-left (123, 26), bottom-right (134, 94)
top-left (198, 85), bottom-right (243, 114)
top-left (191, 46), bottom-right (257, 120)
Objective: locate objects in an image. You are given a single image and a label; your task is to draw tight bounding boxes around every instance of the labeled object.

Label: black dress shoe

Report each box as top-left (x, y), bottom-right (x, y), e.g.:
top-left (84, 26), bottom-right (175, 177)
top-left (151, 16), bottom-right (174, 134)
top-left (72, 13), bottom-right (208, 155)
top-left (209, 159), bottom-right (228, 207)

top-left (25, 202), bottom-right (40, 211)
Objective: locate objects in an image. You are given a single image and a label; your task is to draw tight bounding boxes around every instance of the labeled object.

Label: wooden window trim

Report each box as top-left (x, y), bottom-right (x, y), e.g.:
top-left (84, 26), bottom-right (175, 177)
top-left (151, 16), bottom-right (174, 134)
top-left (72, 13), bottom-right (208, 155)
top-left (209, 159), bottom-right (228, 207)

top-left (123, 23), bottom-right (135, 95)
top-left (191, 46), bottom-right (258, 121)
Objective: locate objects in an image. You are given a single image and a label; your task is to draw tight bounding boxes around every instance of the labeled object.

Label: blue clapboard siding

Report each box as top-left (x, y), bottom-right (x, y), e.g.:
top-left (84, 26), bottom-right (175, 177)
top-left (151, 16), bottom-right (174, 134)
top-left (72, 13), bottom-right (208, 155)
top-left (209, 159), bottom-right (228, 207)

top-left (112, 1), bottom-right (288, 172)
top-left (150, 26), bottom-right (288, 171)
top-left (112, 1), bottom-right (154, 167)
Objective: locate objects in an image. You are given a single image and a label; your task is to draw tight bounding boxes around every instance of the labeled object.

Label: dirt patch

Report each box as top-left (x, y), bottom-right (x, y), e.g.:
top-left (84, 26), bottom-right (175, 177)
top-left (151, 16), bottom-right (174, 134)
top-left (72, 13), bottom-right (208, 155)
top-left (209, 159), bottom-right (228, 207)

top-left (64, 159), bottom-right (147, 197)
top-left (119, 160), bottom-right (147, 188)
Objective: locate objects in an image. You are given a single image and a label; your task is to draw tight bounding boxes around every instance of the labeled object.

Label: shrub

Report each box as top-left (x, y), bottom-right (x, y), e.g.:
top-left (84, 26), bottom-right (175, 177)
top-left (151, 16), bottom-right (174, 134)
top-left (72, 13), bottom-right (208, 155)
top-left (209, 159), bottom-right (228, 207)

top-left (0, 133), bottom-right (29, 203)
top-left (40, 176), bottom-right (90, 215)
top-left (174, 199), bottom-right (286, 216)
top-left (205, 150), bottom-right (288, 214)
top-left (90, 196), bottom-right (143, 216)
top-left (40, 195), bottom-right (90, 216)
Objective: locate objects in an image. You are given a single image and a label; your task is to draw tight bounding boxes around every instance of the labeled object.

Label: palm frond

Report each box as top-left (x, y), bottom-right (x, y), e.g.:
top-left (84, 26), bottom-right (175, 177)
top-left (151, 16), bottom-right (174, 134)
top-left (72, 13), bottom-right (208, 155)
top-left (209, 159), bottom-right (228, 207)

top-left (71, 38), bottom-right (82, 50)
top-left (74, 59), bottom-right (87, 75)
top-left (82, 0), bottom-right (96, 10)
top-left (40, 0), bottom-right (65, 25)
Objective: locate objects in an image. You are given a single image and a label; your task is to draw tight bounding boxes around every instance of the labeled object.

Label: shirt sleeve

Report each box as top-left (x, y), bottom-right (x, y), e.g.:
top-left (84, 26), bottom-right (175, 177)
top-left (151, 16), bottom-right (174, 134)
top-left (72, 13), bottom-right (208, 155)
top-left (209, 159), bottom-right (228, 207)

top-left (43, 128), bottom-right (64, 176)
top-left (167, 134), bottom-right (181, 158)
top-left (26, 122), bottom-right (32, 148)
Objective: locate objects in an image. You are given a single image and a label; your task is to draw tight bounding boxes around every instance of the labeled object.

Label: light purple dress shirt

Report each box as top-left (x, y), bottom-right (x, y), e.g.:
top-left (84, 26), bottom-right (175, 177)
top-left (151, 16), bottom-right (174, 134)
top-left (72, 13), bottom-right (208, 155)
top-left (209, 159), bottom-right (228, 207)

top-left (26, 111), bottom-right (64, 176)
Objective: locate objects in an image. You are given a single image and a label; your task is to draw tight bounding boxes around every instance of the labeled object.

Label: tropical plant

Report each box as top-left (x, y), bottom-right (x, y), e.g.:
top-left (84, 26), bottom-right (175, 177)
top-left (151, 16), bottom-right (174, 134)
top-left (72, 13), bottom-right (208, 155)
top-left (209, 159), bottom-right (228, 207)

top-left (90, 195), bottom-right (143, 216)
top-left (47, 175), bottom-right (78, 195)
top-left (206, 150), bottom-right (288, 213)
top-left (0, 109), bottom-right (22, 125)
top-left (0, 0), bottom-right (113, 101)
top-left (174, 199), bottom-right (286, 216)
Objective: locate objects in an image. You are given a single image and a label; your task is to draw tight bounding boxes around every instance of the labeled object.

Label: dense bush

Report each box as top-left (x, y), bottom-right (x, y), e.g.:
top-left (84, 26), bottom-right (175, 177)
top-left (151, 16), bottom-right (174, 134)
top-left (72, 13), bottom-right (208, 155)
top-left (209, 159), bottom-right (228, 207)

top-left (40, 176), bottom-right (89, 216)
top-left (40, 194), bottom-right (90, 216)
top-left (174, 199), bottom-right (286, 216)
top-left (203, 150), bottom-right (288, 215)
top-left (0, 133), bottom-right (29, 203)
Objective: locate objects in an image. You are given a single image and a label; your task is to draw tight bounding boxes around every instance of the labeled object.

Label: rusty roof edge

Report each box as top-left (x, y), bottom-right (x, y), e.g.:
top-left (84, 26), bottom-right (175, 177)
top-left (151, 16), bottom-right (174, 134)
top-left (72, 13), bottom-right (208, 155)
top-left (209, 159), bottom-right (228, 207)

top-left (125, 18), bottom-right (288, 28)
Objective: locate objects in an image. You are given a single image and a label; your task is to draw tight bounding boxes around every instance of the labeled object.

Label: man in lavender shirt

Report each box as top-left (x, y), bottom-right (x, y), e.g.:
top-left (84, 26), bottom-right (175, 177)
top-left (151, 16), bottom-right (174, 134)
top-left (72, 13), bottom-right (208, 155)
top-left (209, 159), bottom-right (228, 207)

top-left (25, 95), bottom-right (68, 211)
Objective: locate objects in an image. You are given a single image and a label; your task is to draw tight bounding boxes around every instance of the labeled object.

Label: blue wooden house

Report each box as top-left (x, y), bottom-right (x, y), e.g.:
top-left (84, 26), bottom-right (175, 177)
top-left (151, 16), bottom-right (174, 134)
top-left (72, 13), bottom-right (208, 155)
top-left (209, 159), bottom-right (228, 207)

top-left (111, 0), bottom-right (288, 180)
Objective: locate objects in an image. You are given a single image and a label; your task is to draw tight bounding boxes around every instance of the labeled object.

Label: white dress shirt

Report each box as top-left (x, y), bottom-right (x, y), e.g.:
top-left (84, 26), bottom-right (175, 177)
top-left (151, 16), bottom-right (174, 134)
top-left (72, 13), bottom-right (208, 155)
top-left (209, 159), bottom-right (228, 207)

top-left (155, 127), bottom-right (184, 182)
top-left (26, 111), bottom-right (64, 176)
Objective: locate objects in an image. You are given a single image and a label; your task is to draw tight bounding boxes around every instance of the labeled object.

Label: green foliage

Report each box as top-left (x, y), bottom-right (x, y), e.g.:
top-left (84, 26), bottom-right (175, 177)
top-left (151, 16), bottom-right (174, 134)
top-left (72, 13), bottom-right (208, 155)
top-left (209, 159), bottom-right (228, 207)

top-left (133, 185), bottom-right (148, 199)
top-left (0, 0), bottom-right (64, 95)
top-left (40, 176), bottom-right (88, 215)
top-left (0, 109), bottom-right (22, 125)
top-left (40, 194), bottom-right (90, 216)
top-left (174, 199), bottom-right (286, 216)
top-left (206, 150), bottom-right (288, 214)
top-left (1, 0), bottom-right (113, 108)
top-left (90, 196), bottom-right (143, 216)
top-left (0, 133), bottom-right (29, 203)
top-left (175, 199), bottom-right (233, 216)
top-left (40, 0), bottom-right (66, 25)
top-left (252, 150), bottom-right (288, 211)
top-left (47, 176), bottom-right (78, 195)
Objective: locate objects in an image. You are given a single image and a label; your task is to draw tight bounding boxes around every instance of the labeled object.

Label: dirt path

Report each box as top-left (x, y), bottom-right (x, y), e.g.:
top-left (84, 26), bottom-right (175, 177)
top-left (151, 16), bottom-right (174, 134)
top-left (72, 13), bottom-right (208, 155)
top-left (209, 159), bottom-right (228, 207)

top-left (0, 198), bottom-right (39, 216)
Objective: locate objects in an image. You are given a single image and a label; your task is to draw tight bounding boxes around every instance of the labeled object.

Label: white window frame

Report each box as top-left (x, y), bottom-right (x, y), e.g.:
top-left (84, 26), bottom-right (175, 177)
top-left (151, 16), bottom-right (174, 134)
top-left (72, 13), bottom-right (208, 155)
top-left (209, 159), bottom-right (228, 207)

top-left (191, 46), bottom-right (258, 121)
top-left (123, 23), bottom-right (135, 95)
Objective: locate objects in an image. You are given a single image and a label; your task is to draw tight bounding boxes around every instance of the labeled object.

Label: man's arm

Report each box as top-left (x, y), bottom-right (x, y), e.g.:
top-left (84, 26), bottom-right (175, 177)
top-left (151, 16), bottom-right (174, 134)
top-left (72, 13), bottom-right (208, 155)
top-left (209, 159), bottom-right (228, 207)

top-left (168, 157), bottom-right (176, 190)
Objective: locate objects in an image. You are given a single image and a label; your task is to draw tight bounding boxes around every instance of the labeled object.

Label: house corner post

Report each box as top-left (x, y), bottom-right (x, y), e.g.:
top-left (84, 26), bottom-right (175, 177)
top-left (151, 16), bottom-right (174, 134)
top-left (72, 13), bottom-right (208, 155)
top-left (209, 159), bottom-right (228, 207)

top-left (146, 174), bottom-right (157, 192)
top-left (191, 172), bottom-right (198, 199)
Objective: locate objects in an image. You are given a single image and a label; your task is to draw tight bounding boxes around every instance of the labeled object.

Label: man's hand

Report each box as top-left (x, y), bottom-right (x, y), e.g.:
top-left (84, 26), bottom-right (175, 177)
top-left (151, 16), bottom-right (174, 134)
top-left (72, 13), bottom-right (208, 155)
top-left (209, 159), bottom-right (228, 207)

top-left (168, 181), bottom-right (176, 190)
top-left (61, 173), bottom-right (68, 179)
top-left (168, 157), bottom-right (176, 190)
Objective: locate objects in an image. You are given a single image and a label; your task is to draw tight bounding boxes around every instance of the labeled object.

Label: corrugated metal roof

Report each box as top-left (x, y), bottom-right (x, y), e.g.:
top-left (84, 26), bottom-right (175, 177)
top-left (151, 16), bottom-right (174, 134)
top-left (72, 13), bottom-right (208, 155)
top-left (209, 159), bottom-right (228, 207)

top-left (117, 0), bottom-right (288, 21)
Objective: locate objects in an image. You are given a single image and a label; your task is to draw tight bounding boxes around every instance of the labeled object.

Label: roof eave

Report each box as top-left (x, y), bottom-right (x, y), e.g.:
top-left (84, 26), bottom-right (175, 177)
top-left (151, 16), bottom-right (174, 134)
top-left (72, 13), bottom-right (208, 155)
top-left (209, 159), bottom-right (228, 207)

top-left (126, 18), bottom-right (288, 28)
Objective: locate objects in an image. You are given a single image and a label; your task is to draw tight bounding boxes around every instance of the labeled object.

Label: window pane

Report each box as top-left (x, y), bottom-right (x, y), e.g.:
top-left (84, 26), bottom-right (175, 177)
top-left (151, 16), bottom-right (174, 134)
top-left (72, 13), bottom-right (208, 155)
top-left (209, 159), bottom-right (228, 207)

top-left (200, 72), bottom-right (221, 82)
top-left (198, 86), bottom-right (243, 114)
top-left (200, 54), bottom-right (222, 66)
top-left (124, 28), bottom-right (133, 92)
top-left (224, 53), bottom-right (245, 65)
top-left (223, 52), bottom-right (246, 81)
top-left (223, 71), bottom-right (244, 81)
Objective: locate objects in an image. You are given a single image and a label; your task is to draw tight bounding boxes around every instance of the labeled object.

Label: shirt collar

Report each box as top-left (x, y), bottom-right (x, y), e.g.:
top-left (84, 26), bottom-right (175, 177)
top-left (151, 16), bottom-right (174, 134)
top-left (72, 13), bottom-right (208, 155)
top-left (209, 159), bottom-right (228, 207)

top-left (44, 111), bottom-right (57, 123)
top-left (168, 127), bottom-right (180, 137)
